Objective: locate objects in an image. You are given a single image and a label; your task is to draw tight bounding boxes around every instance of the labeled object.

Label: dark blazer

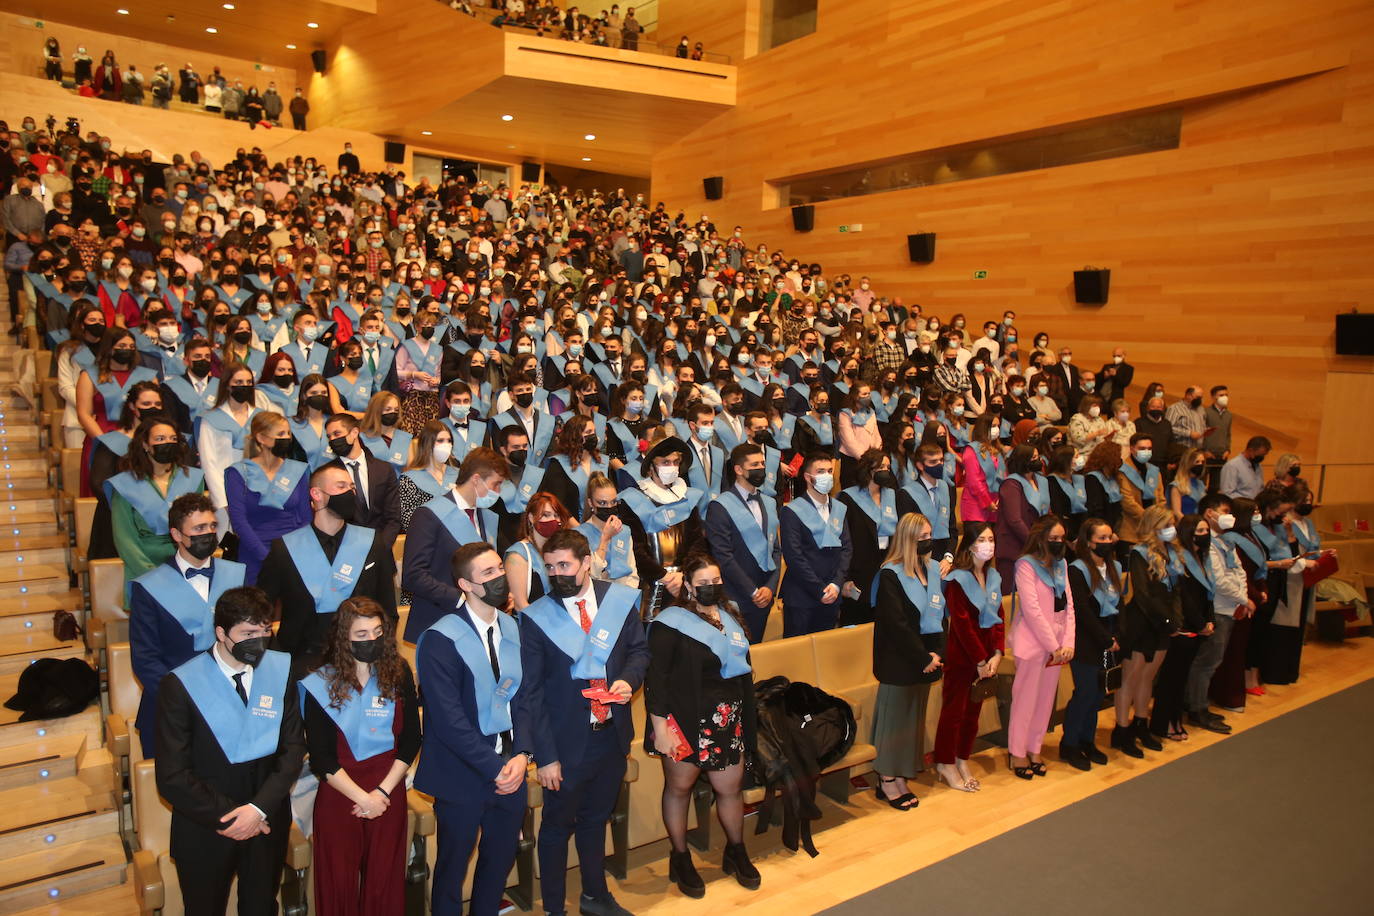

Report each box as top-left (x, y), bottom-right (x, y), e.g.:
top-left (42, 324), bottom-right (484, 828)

top-left (258, 525), bottom-right (397, 666)
top-left (1056, 362), bottom-right (1083, 414)
top-left (872, 566), bottom-right (946, 685)
top-left (518, 579), bottom-right (650, 769)
top-left (703, 491), bottom-right (782, 612)
top-left (778, 494), bottom-right (853, 606)
top-left (1132, 415), bottom-right (1175, 470)
top-left (1098, 360), bottom-right (1134, 404)
top-left (1067, 562), bottom-right (1119, 657)
top-left (993, 477), bottom-right (1041, 572)
top-left (1121, 550), bottom-right (1179, 655)
top-left (642, 619), bottom-right (757, 755)
top-left (325, 453), bottom-right (402, 545)
top-left (413, 609), bottom-right (534, 799)
top-left (1083, 474), bottom-right (1123, 530)
top-left (154, 658), bottom-right (306, 850)
top-left (401, 499), bottom-right (497, 641)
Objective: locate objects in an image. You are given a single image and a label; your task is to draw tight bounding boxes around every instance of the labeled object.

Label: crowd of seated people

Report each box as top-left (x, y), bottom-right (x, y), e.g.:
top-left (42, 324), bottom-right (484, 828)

top-left (0, 107), bottom-right (1341, 914)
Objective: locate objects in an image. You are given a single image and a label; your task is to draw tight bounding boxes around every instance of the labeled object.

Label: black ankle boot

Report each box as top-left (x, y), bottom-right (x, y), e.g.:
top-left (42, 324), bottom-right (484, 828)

top-left (1058, 743), bottom-right (1091, 771)
top-left (668, 848), bottom-right (705, 898)
top-left (1110, 724), bottom-right (1143, 758)
top-left (1084, 743), bottom-right (1108, 765)
top-left (722, 842), bottom-right (761, 890)
top-left (1133, 717), bottom-right (1163, 751)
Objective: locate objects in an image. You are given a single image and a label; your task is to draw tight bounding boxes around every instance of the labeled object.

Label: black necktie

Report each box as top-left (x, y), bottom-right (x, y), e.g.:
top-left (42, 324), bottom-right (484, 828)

top-left (348, 460), bottom-right (367, 508)
top-left (232, 671), bottom-right (248, 706)
top-left (747, 491), bottom-right (764, 527)
top-left (486, 626), bottom-right (514, 752)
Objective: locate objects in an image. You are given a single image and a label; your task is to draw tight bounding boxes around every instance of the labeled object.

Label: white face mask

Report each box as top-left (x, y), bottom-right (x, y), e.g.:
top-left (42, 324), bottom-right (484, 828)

top-left (811, 472), bottom-right (834, 495)
top-left (1116, 411), bottom-right (1130, 423)
top-left (432, 442), bottom-right (453, 464)
top-left (1216, 394), bottom-right (1229, 408)
top-left (657, 464), bottom-right (679, 486)
top-left (1217, 513), bottom-right (1236, 531)
top-left (1073, 453), bottom-right (1086, 471)
top-left (1088, 405), bottom-right (1100, 418)
top-left (1158, 526), bottom-right (1177, 542)
top-left (1113, 355), bottom-right (1124, 364)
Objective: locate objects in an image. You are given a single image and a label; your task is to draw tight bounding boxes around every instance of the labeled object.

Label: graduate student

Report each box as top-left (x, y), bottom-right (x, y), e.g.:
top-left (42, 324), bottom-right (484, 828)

top-left (415, 543), bottom-right (533, 916)
top-left (153, 586), bottom-right (306, 915)
top-left (779, 452), bottom-right (853, 636)
top-left (520, 529), bottom-right (649, 916)
top-left (129, 492), bottom-right (246, 757)
top-left (703, 442), bottom-right (781, 642)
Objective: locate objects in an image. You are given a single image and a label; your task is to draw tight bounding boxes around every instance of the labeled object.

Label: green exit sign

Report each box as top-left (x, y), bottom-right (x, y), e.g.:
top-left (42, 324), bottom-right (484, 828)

top-left (973, 270), bottom-right (989, 279)
top-left (838, 225), bottom-right (848, 233)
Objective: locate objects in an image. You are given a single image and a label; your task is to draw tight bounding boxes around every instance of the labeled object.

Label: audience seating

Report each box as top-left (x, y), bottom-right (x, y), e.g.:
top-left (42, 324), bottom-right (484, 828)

top-left (87, 557), bottom-right (127, 658)
top-left (105, 641), bottom-right (141, 834)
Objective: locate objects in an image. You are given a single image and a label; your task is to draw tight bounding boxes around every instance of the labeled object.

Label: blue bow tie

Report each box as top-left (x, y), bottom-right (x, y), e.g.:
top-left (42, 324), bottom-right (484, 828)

top-left (185, 566), bottom-right (212, 580)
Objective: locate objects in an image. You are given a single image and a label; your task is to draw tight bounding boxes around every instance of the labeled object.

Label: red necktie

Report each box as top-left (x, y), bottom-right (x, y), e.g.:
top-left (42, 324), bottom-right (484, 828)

top-left (577, 599), bottom-right (610, 723)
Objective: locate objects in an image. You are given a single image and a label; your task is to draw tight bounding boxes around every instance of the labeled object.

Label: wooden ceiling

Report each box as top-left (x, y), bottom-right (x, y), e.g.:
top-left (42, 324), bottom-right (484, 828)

top-left (0, 0), bottom-right (370, 68)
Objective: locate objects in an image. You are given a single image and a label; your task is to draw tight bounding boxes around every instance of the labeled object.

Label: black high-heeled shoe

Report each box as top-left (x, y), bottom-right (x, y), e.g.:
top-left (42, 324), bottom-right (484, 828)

top-left (1133, 717), bottom-right (1163, 751)
top-left (1008, 753), bottom-right (1034, 780)
top-left (1110, 725), bottom-right (1143, 758)
top-left (722, 842), bottom-right (761, 890)
top-left (668, 849), bottom-right (705, 898)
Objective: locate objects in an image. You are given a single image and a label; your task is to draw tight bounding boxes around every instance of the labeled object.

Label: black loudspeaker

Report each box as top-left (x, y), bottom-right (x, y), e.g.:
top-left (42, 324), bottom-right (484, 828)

top-left (310, 50), bottom-right (326, 74)
top-left (383, 141), bottom-right (405, 164)
top-left (791, 205), bottom-right (814, 232)
top-left (1335, 312), bottom-right (1374, 355)
top-left (520, 162), bottom-right (541, 183)
top-left (1073, 268), bottom-right (1111, 305)
top-left (703, 176), bottom-right (723, 200)
top-left (907, 232), bottom-right (936, 263)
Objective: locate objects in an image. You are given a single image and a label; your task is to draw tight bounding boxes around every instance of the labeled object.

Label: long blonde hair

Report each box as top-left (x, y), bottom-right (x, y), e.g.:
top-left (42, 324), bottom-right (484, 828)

top-left (1172, 447), bottom-right (1204, 493)
top-left (359, 391), bottom-right (400, 437)
top-left (886, 512), bottom-right (933, 576)
top-left (243, 410), bottom-right (288, 460)
top-left (1136, 504), bottom-right (1182, 580)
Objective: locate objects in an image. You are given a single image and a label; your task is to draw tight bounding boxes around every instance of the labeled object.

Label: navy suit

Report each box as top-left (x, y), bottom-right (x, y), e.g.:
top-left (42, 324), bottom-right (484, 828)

top-left (779, 495), bottom-right (853, 637)
top-left (704, 491), bottom-right (782, 642)
top-left (401, 498), bottom-right (497, 642)
top-left (518, 580), bottom-right (649, 910)
top-left (415, 609), bottom-right (533, 916)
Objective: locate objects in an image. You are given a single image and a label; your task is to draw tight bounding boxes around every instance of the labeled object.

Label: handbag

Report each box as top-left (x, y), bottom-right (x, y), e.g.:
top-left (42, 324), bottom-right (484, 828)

top-left (1302, 552), bottom-right (1338, 588)
top-left (969, 676), bottom-right (997, 703)
top-left (52, 609), bottom-right (83, 643)
top-left (1100, 648), bottom-right (1123, 692)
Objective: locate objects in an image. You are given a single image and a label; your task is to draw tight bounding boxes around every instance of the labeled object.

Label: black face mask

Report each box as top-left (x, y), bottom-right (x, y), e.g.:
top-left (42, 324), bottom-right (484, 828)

top-left (1194, 534), bottom-right (1211, 555)
top-left (507, 448), bottom-right (529, 468)
top-left (189, 358), bottom-right (212, 378)
top-left (326, 490), bottom-right (357, 521)
top-left (273, 373), bottom-right (294, 389)
top-left (1288, 464), bottom-right (1302, 478)
top-left (183, 531), bottom-right (218, 561)
top-left (1189, 397), bottom-right (1203, 409)
top-left (306, 394), bottom-right (329, 411)
top-left (916, 538), bottom-right (935, 556)
top-left (151, 442), bottom-right (179, 464)
top-left (232, 329), bottom-right (253, 345)
top-left (1047, 540), bottom-right (1067, 558)
top-left (270, 437), bottom-right (292, 457)
top-left (230, 384), bottom-right (256, 405)
top-left (380, 411), bottom-right (400, 427)
top-left (476, 573), bottom-right (510, 608)
top-left (872, 469), bottom-right (897, 489)
top-left (1189, 464), bottom-right (1205, 477)
top-left (744, 466), bottom-right (767, 487)
top-left (514, 391), bottom-right (534, 409)
top-left (85, 322), bottom-right (107, 339)
top-left (419, 325), bottom-right (436, 340)
top-left (328, 434), bottom-right (352, 456)
top-left (582, 434), bottom-right (599, 453)
top-left (630, 369), bottom-right (647, 384)
top-left (549, 572), bottom-right (582, 599)
top-left (230, 635), bottom-right (269, 667)
top-left (111, 349), bottom-right (135, 367)
top-left (346, 356), bottom-right (364, 371)
top-left (593, 504), bottom-right (618, 521)
top-left (1148, 410), bottom-right (1164, 421)
top-left (1092, 541), bottom-right (1116, 560)
top-left (350, 638), bottom-right (382, 664)
top-left (694, 583), bottom-right (724, 607)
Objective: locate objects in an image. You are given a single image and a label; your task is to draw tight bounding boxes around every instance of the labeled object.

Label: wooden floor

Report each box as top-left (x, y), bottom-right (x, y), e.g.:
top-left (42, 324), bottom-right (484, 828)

top-left (610, 637), bottom-right (1374, 915)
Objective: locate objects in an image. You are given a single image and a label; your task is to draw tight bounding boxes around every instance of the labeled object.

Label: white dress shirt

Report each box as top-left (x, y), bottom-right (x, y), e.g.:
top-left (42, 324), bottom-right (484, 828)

top-left (211, 643), bottom-right (267, 819)
top-left (561, 582), bottom-right (601, 724)
top-left (175, 552), bottom-right (213, 601)
top-left (342, 452), bottom-right (371, 507)
top-left (734, 483), bottom-right (764, 529)
top-left (464, 604), bottom-right (509, 753)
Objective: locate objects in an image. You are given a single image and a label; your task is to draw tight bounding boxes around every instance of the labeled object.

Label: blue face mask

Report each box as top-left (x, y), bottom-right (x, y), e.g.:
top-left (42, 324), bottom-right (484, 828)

top-left (362, 330), bottom-right (381, 344)
top-left (626, 400), bottom-right (645, 416)
top-left (474, 486), bottom-right (500, 509)
top-left (923, 463), bottom-right (945, 480)
top-left (1135, 449), bottom-right (1153, 463)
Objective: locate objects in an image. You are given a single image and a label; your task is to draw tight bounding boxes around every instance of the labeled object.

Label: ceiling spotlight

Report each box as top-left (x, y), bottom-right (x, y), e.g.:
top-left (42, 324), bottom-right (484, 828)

top-left (421, 130), bottom-right (432, 136)
top-left (116, 8), bottom-right (129, 13)
top-left (581, 157), bottom-right (591, 162)
top-left (307, 21), bottom-right (319, 28)
top-left (584, 134), bottom-right (596, 141)
top-left (222, 2), bottom-right (235, 8)
top-left (205, 26), bottom-right (217, 32)
top-left (285, 43), bottom-right (296, 49)
top-left (501, 114), bottom-right (514, 121)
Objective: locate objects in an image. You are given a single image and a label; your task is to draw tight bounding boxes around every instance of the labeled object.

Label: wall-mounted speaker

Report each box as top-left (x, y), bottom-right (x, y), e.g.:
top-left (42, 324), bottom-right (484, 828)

top-left (1335, 312), bottom-right (1374, 355)
top-left (383, 141), bottom-right (406, 164)
top-left (703, 176), bottom-right (723, 200)
top-left (1073, 268), bottom-right (1111, 305)
top-left (791, 205), bottom-right (814, 232)
top-left (310, 50), bottom-right (326, 74)
top-left (907, 232), bottom-right (936, 263)
top-left (520, 162), bottom-right (541, 183)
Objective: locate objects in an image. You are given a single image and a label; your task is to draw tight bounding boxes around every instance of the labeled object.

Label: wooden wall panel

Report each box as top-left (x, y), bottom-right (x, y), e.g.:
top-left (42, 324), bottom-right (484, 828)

top-left (651, 0), bottom-right (1374, 459)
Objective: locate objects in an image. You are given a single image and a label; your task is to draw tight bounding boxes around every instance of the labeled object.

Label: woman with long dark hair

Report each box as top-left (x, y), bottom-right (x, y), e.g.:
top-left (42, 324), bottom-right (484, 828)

top-left (1062, 518), bottom-right (1122, 769)
top-left (645, 552), bottom-right (759, 898)
top-left (105, 413), bottom-right (205, 585)
top-left (1112, 505), bottom-right (1180, 757)
top-left (543, 414), bottom-right (610, 523)
top-left (302, 596), bottom-right (420, 916)
top-left (1150, 513), bottom-right (1213, 741)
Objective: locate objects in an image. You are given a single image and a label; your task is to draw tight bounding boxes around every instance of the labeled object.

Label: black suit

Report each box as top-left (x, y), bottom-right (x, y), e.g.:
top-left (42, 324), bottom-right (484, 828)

top-left (258, 524), bottom-right (397, 670)
top-left (154, 657), bottom-right (306, 915)
top-left (326, 453), bottom-right (402, 545)
top-left (1057, 362), bottom-right (1083, 414)
top-left (1098, 360), bottom-right (1135, 405)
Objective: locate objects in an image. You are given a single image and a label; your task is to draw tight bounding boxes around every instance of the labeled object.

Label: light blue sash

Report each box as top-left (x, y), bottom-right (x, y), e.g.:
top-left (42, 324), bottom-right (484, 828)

top-left (201, 407), bottom-right (260, 451)
top-left (577, 521), bottom-right (634, 579)
top-left (499, 465), bottom-right (545, 515)
top-left (104, 468), bottom-right (204, 533)
top-left (711, 489), bottom-right (777, 573)
top-left (652, 606), bottom-right (751, 678)
top-left (419, 612), bottom-right (523, 737)
top-left (903, 476), bottom-right (952, 539)
top-left (972, 446), bottom-right (1004, 492)
top-left (874, 560), bottom-right (946, 633)
top-left (607, 418), bottom-right (639, 459)
top-left (1131, 543), bottom-right (1179, 587)
top-left (1051, 474), bottom-right (1088, 513)
top-left (281, 524), bottom-right (374, 615)
top-left (403, 465), bottom-right (459, 499)
top-left (300, 669), bottom-right (396, 761)
top-left (494, 409), bottom-right (554, 466)
top-left (1021, 555), bottom-right (1068, 596)
top-left (1180, 548), bottom-right (1216, 601)
top-left (774, 414), bottom-right (797, 450)
top-left (96, 430), bottom-right (132, 458)
top-left (800, 413), bottom-right (833, 446)
top-left (1070, 558), bottom-right (1121, 617)
top-left (288, 417), bottom-right (331, 470)
top-left (91, 366), bottom-right (159, 421)
top-left (686, 442), bottom-right (725, 515)
top-left (137, 559), bottom-right (244, 648)
top-left (1120, 461), bottom-right (1160, 504)
top-left (229, 459), bottom-right (306, 510)
top-left (1293, 519), bottom-right (1320, 555)
top-left (259, 383), bottom-right (295, 415)
top-left (401, 338), bottom-right (442, 376)
top-left (521, 583), bottom-right (640, 679)
top-left (427, 494), bottom-right (498, 546)
top-left (947, 567), bottom-right (1004, 629)
top-left (759, 446), bottom-right (782, 499)
top-left (331, 374), bottom-right (373, 412)
top-left (620, 485), bottom-right (704, 535)
top-left (784, 495), bottom-right (846, 549)
top-left (163, 375), bottom-right (218, 420)
top-left (1222, 531), bottom-right (1267, 581)
top-left (1087, 470), bottom-right (1121, 502)
top-left (1253, 521), bottom-right (1293, 561)
top-left (363, 430), bottom-right (413, 469)
top-left (507, 540), bottom-right (550, 592)
top-left (842, 485), bottom-right (898, 538)
top-left (552, 453), bottom-right (609, 519)
top-left (248, 313), bottom-right (287, 345)
top-left (1008, 474), bottom-right (1050, 515)
top-left (172, 649), bottom-right (291, 764)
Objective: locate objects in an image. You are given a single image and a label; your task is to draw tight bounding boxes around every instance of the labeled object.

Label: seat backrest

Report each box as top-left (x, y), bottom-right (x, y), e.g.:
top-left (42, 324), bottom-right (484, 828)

top-left (811, 624), bottom-right (876, 694)
top-left (89, 558), bottom-right (128, 623)
top-left (749, 633), bottom-right (820, 685)
top-left (133, 758), bottom-right (171, 854)
top-left (61, 449), bottom-right (84, 501)
top-left (393, 534), bottom-right (406, 592)
top-left (109, 641), bottom-right (142, 720)
top-left (75, 497), bottom-right (97, 555)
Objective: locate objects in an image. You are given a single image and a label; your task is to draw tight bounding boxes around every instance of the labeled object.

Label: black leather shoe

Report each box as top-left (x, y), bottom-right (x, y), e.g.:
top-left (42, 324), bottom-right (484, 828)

top-left (1084, 743), bottom-right (1109, 765)
top-left (580, 894), bottom-right (634, 916)
top-left (668, 849), bottom-right (705, 898)
top-left (1110, 725), bottom-right (1143, 758)
top-left (1058, 743), bottom-right (1091, 771)
top-left (1133, 717), bottom-right (1163, 751)
top-left (722, 842), bottom-right (761, 890)
top-left (1187, 710), bottom-right (1233, 734)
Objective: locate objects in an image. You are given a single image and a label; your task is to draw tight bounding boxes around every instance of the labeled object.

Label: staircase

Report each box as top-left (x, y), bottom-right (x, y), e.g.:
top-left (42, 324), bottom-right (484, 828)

top-left (0, 281), bottom-right (135, 914)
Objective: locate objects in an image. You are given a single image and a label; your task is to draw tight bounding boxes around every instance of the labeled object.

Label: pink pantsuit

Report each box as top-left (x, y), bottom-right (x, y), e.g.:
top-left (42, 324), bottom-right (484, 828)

top-left (1008, 556), bottom-right (1076, 757)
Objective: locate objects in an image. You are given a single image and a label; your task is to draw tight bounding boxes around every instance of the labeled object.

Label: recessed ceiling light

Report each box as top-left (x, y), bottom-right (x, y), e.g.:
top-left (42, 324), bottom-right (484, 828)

top-left (205, 26), bottom-right (217, 33)
top-left (501, 114), bottom-right (514, 121)
top-left (222, 2), bottom-right (235, 8)
top-left (116, 8), bottom-right (129, 13)
top-left (584, 134), bottom-right (596, 141)
top-left (421, 130), bottom-right (432, 136)
top-left (581, 157), bottom-right (591, 162)
top-left (307, 21), bottom-right (319, 28)
top-left (285, 43), bottom-right (296, 49)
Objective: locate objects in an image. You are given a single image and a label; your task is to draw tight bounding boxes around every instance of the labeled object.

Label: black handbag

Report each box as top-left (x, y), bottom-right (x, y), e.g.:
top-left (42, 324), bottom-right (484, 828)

top-left (1101, 649), bottom-right (1123, 692)
top-left (969, 676), bottom-right (998, 703)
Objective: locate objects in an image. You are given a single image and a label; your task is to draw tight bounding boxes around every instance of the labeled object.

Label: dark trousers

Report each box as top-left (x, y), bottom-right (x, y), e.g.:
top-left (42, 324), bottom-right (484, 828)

top-left (538, 726), bottom-right (625, 912)
top-left (312, 753), bottom-right (408, 916)
top-left (728, 582), bottom-right (771, 644)
top-left (172, 805), bottom-right (290, 915)
top-left (1151, 634), bottom-right (1202, 733)
top-left (782, 599), bottom-right (838, 637)
top-left (433, 784), bottom-right (526, 916)
top-left (1063, 658), bottom-right (1105, 746)
top-left (292, 114), bottom-right (307, 130)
